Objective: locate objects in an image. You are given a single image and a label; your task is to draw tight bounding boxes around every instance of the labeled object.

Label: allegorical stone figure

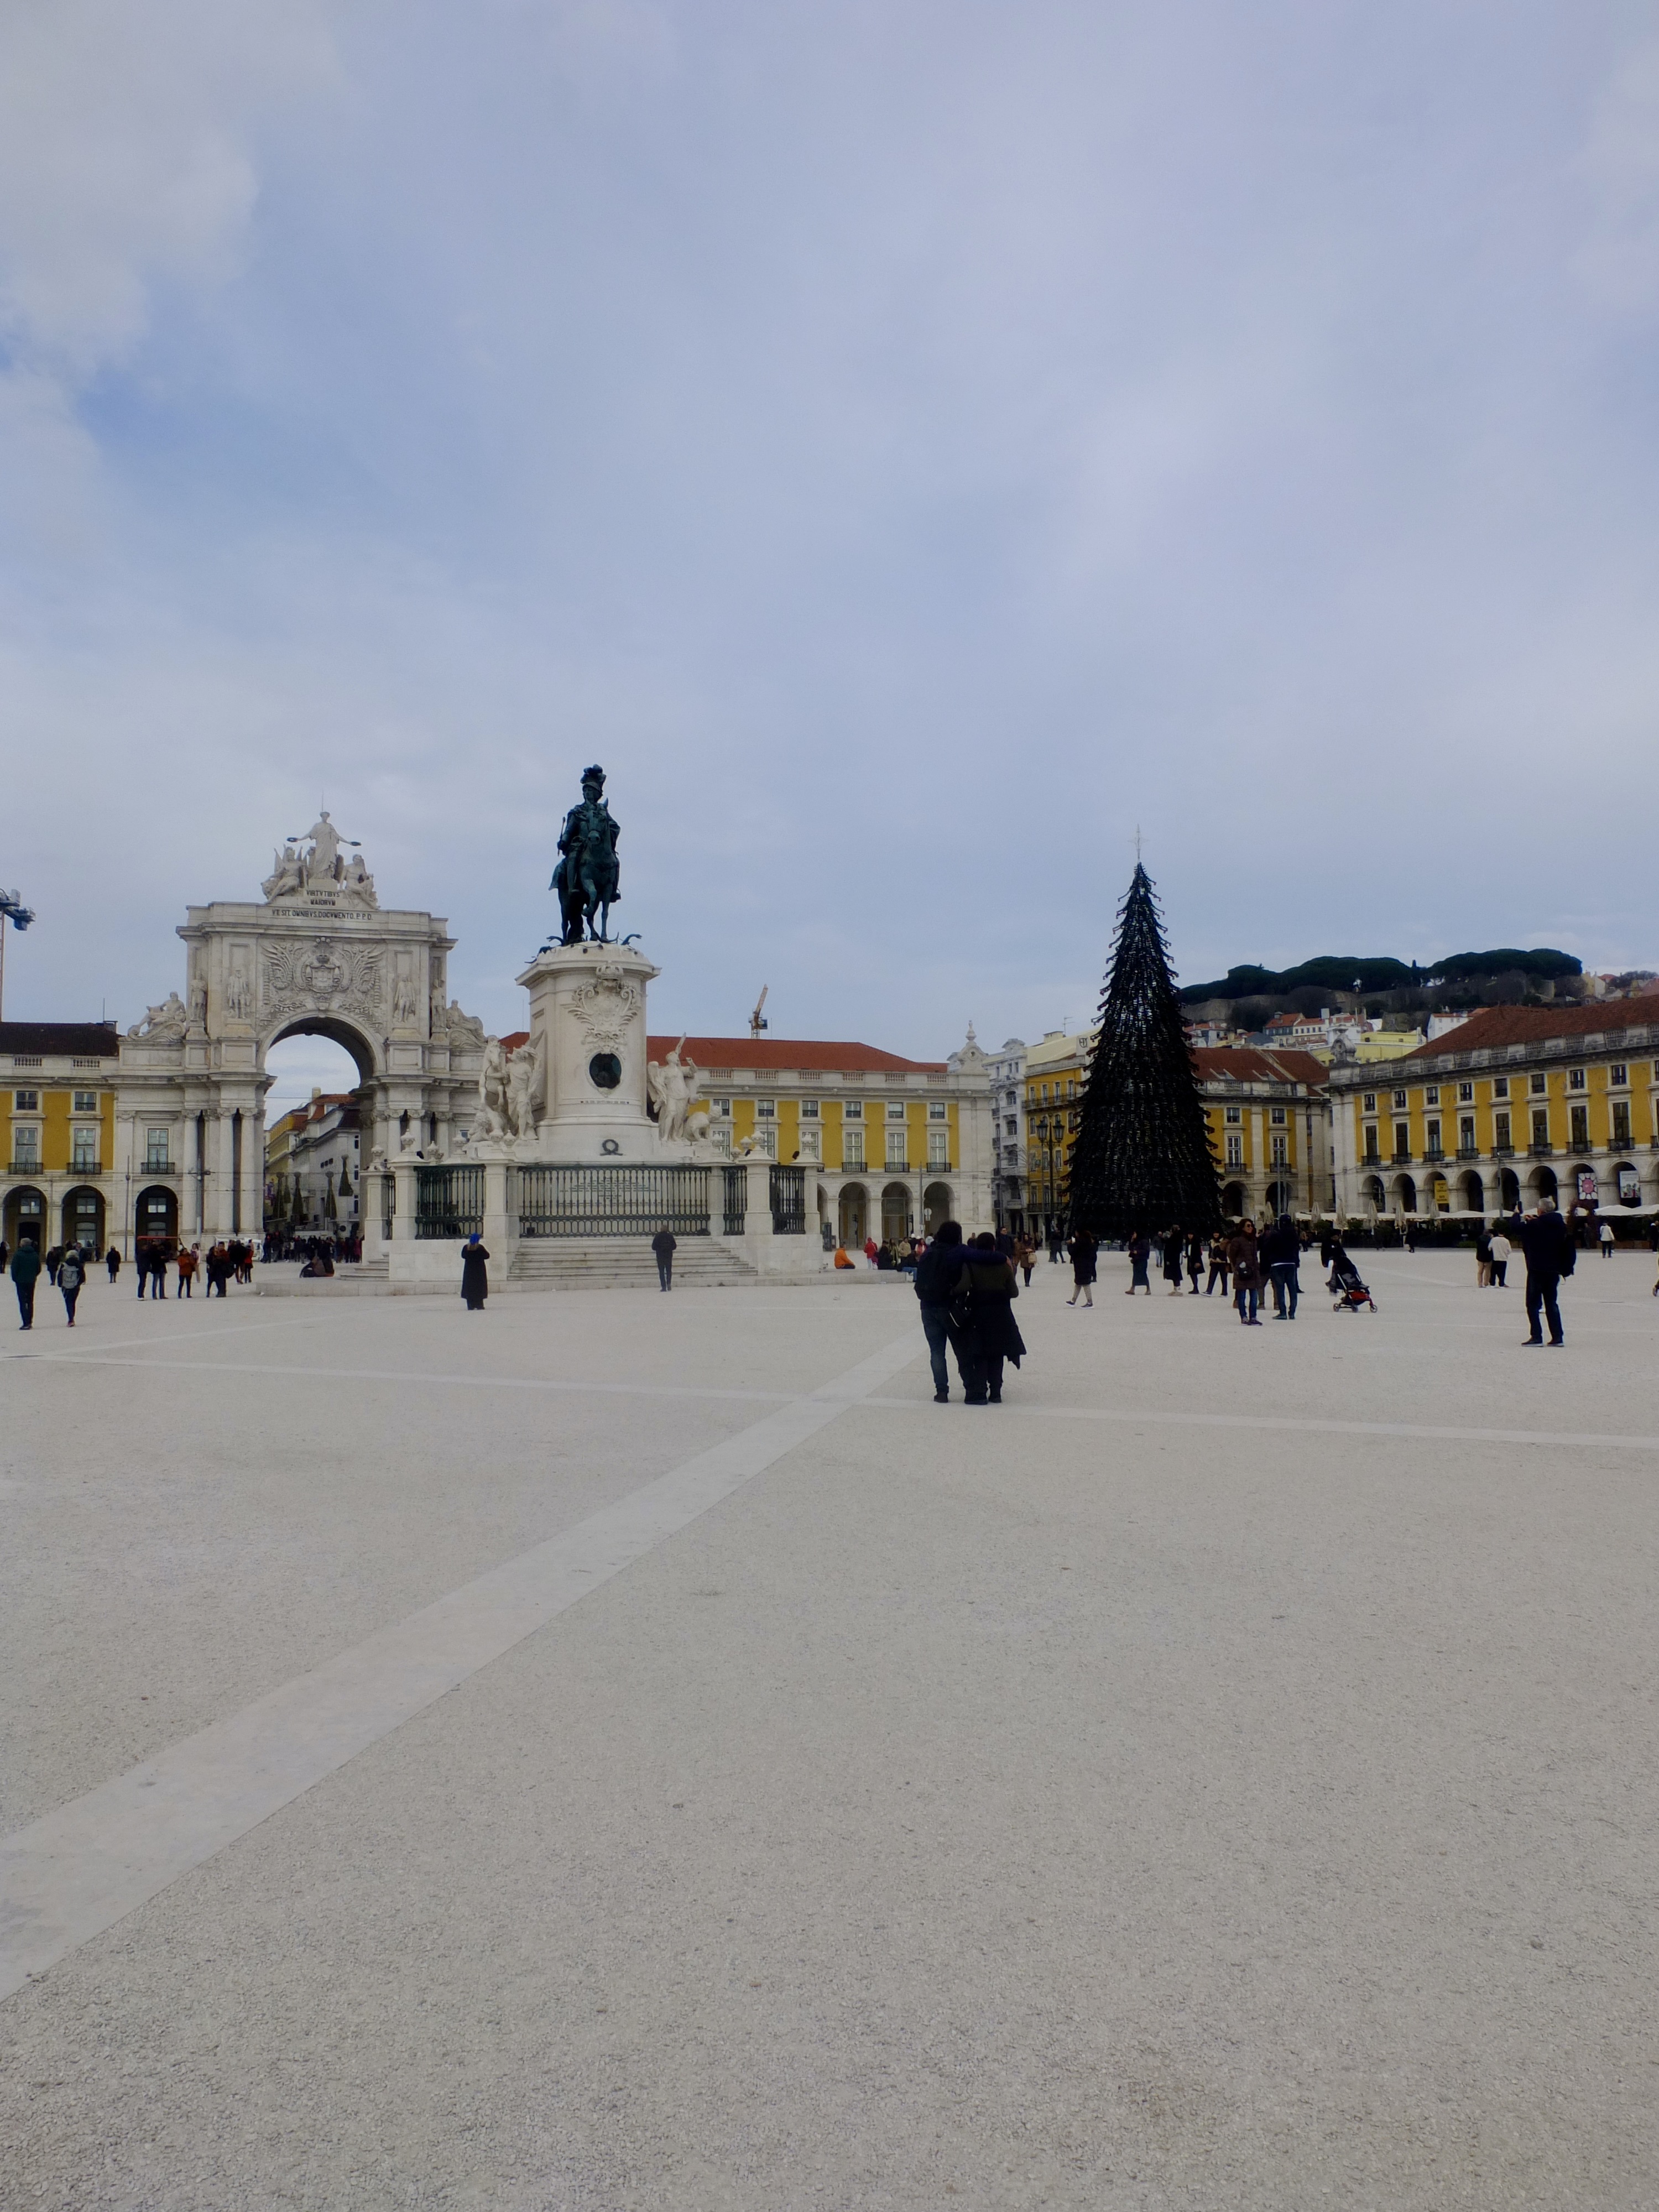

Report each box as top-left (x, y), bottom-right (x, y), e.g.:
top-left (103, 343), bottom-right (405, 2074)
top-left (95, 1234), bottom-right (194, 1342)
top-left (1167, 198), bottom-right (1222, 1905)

top-left (550, 765), bottom-right (620, 945)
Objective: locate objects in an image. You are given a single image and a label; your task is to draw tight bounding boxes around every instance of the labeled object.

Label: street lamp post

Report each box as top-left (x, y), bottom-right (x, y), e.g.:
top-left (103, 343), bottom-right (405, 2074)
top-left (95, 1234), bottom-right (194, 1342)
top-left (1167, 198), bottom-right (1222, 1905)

top-left (0, 889), bottom-right (36, 1021)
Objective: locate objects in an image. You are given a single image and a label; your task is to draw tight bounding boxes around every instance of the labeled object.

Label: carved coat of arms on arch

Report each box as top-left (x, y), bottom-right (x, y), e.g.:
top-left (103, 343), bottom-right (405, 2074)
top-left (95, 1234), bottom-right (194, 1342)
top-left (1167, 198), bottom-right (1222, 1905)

top-left (568, 967), bottom-right (640, 1051)
top-left (261, 937), bottom-right (385, 1024)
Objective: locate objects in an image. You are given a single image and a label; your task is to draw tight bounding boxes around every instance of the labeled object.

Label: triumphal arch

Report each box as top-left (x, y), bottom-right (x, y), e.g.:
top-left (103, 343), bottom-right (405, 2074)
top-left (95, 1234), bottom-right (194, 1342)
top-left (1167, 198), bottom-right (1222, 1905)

top-left (118, 818), bottom-right (487, 1241)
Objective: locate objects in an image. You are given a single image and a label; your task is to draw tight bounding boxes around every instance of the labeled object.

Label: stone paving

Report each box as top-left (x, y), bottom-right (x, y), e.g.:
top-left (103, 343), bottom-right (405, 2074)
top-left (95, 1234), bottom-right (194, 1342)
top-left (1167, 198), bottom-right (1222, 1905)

top-left (3, 1246), bottom-right (1658, 2208)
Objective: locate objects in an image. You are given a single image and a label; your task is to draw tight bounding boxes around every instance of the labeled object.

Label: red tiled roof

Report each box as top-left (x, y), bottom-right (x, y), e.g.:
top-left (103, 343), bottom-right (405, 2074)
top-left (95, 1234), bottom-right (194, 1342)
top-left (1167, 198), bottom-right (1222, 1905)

top-left (502, 1030), bottom-right (529, 1052)
top-left (646, 1035), bottom-right (947, 1073)
top-left (1194, 1046), bottom-right (1328, 1086)
top-left (1404, 993), bottom-right (1659, 1058)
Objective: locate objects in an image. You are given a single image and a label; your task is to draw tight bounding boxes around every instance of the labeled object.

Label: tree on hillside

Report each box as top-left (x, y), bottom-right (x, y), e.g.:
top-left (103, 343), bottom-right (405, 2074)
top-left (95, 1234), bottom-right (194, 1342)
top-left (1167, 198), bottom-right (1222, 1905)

top-left (1068, 863), bottom-right (1221, 1240)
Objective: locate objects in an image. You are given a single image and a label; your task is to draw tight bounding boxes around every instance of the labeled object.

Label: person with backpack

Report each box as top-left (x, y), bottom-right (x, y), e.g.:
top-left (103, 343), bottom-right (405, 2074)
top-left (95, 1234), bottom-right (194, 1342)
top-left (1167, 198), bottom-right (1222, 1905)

top-left (952, 1232), bottom-right (1026, 1405)
top-left (57, 1243), bottom-right (86, 1327)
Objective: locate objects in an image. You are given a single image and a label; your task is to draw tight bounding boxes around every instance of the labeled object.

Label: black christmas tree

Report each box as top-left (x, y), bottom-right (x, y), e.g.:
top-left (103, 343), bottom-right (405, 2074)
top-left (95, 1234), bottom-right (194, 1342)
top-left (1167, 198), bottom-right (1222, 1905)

top-left (1066, 862), bottom-right (1221, 1239)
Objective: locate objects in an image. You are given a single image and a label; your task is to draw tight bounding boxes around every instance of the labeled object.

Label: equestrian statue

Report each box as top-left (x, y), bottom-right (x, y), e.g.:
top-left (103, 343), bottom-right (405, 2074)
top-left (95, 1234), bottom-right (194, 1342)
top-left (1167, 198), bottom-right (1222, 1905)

top-left (549, 764), bottom-right (621, 945)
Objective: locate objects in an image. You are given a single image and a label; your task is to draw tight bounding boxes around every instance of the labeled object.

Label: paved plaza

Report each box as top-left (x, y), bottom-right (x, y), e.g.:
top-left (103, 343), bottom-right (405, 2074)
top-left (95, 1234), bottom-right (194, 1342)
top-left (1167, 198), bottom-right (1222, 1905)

top-left (4, 1249), bottom-right (1658, 2208)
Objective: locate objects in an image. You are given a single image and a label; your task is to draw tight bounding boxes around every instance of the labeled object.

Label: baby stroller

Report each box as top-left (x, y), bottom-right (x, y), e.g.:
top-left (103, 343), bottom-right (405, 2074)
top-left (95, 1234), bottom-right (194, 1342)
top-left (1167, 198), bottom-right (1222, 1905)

top-left (1329, 1250), bottom-right (1376, 1312)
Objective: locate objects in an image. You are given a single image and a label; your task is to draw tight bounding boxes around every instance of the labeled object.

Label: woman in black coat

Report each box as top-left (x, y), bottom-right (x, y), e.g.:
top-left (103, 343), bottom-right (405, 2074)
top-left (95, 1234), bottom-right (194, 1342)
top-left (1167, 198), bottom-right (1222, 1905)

top-left (954, 1233), bottom-right (1026, 1405)
top-left (461, 1232), bottom-right (491, 1311)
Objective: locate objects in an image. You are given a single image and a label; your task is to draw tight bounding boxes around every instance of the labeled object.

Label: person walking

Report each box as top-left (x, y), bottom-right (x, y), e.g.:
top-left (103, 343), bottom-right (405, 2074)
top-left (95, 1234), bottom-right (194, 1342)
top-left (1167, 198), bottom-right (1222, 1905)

top-left (176, 1244), bottom-right (199, 1298)
top-left (1205, 1230), bottom-right (1230, 1297)
top-left (1125, 1230), bottom-right (1151, 1296)
top-left (106, 1243), bottom-right (121, 1285)
top-left (1599, 1217), bottom-right (1615, 1260)
top-left (1489, 1226), bottom-right (1511, 1288)
top-left (1013, 1233), bottom-right (1035, 1287)
top-left (461, 1230), bottom-right (491, 1312)
top-left (1161, 1227), bottom-right (1186, 1297)
top-left (148, 1243), bottom-right (169, 1299)
top-left (1517, 1196), bottom-right (1572, 1347)
top-left (1228, 1218), bottom-right (1264, 1325)
top-left (11, 1238), bottom-right (41, 1331)
top-left (1066, 1228), bottom-right (1097, 1307)
top-left (57, 1241), bottom-right (86, 1327)
top-left (954, 1232), bottom-right (1026, 1405)
top-left (1047, 1223), bottom-right (1063, 1264)
top-left (133, 1239), bottom-right (150, 1299)
top-left (1475, 1225), bottom-right (1493, 1288)
top-left (1186, 1228), bottom-right (1204, 1295)
top-left (915, 1220), bottom-right (967, 1401)
top-left (1262, 1214), bottom-right (1300, 1319)
top-left (651, 1222), bottom-right (677, 1292)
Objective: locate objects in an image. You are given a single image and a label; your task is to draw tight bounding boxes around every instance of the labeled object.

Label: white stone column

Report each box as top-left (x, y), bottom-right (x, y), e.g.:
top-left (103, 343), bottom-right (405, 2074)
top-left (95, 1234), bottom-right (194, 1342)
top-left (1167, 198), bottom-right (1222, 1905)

top-left (743, 1153), bottom-right (776, 1273)
top-left (210, 1110), bottom-right (235, 1238)
top-left (392, 1159), bottom-right (417, 1240)
top-left (482, 1158), bottom-right (513, 1260)
top-left (242, 1109), bottom-right (263, 1241)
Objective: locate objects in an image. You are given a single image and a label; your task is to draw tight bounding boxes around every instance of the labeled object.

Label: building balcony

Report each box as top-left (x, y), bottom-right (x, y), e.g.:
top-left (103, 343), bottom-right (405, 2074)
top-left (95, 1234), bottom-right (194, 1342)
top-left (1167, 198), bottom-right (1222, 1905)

top-left (1528, 1142), bottom-right (1553, 1157)
top-left (1492, 1142), bottom-right (1514, 1157)
top-left (1456, 1146), bottom-right (1479, 1161)
top-left (67, 1160), bottom-right (103, 1177)
top-left (7, 1159), bottom-right (42, 1177)
top-left (1391, 1151), bottom-right (1412, 1166)
top-left (141, 1159), bottom-right (176, 1176)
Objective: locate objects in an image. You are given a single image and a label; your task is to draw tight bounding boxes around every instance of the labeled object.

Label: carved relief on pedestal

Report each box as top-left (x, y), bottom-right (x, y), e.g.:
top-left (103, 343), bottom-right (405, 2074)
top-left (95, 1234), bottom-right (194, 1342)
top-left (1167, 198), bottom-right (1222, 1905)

top-left (567, 966), bottom-right (641, 1051)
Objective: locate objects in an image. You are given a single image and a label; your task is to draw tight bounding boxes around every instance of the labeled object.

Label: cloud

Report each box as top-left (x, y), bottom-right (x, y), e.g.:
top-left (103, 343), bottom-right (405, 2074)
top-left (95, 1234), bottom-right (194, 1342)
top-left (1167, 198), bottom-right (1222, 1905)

top-left (2, 3), bottom-right (1658, 1051)
top-left (0, 0), bottom-right (334, 373)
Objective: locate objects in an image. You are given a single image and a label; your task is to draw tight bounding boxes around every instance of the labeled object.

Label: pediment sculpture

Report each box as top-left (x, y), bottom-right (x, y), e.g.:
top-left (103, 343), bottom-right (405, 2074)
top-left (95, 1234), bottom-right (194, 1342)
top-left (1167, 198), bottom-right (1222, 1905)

top-left (263, 812), bottom-right (378, 909)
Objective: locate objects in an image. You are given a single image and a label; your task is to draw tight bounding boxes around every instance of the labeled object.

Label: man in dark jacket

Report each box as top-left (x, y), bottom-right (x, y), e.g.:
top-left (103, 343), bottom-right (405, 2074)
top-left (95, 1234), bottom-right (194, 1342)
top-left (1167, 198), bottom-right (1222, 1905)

top-left (914, 1220), bottom-right (967, 1401)
top-left (1261, 1214), bottom-right (1300, 1318)
top-left (11, 1238), bottom-right (41, 1330)
top-left (1517, 1196), bottom-right (1572, 1347)
top-left (651, 1223), bottom-right (676, 1291)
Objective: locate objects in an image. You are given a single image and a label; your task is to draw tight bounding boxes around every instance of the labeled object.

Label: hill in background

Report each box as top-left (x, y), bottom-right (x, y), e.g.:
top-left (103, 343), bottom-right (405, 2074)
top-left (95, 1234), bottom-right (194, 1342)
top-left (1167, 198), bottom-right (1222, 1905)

top-left (1176, 947), bottom-right (1659, 1030)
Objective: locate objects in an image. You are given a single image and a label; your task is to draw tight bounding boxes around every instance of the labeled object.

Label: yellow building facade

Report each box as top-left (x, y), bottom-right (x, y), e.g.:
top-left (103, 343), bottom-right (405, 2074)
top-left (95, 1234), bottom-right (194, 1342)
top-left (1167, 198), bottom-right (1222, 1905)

top-left (1328, 995), bottom-right (1659, 1217)
top-left (1, 1022), bottom-right (122, 1255)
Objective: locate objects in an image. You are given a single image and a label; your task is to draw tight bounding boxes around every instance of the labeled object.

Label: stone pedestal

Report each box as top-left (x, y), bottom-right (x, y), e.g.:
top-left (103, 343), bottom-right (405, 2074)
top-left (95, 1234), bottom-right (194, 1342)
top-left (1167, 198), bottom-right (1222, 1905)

top-left (514, 941), bottom-right (664, 1164)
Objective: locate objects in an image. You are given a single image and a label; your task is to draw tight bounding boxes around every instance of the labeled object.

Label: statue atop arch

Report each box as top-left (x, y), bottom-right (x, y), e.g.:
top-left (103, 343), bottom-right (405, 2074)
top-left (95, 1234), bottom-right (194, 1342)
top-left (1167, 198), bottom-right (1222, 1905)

top-left (263, 811), bottom-right (378, 909)
top-left (549, 765), bottom-right (620, 945)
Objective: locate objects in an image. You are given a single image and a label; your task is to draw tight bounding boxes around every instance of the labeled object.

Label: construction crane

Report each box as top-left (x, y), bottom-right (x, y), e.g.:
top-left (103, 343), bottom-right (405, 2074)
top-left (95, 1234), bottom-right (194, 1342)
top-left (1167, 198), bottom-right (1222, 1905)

top-left (749, 986), bottom-right (769, 1041)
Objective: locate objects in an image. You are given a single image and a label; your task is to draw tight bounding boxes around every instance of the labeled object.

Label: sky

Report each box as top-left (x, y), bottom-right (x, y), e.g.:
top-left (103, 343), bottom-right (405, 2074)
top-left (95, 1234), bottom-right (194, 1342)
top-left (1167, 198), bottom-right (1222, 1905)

top-left (3, 1), bottom-right (1657, 1123)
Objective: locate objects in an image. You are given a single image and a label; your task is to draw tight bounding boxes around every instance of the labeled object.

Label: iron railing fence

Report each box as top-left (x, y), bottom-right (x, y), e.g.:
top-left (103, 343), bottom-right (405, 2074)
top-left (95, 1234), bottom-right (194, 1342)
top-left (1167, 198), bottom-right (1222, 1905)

top-left (769, 1164), bottom-right (806, 1235)
top-left (516, 1164), bottom-right (711, 1238)
top-left (415, 1164), bottom-right (484, 1240)
top-left (722, 1165), bottom-right (747, 1235)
